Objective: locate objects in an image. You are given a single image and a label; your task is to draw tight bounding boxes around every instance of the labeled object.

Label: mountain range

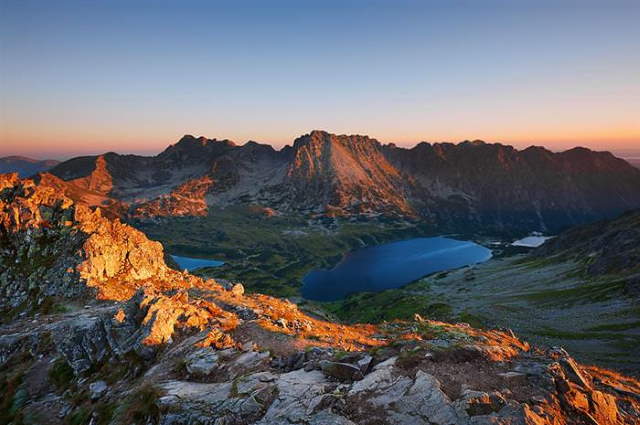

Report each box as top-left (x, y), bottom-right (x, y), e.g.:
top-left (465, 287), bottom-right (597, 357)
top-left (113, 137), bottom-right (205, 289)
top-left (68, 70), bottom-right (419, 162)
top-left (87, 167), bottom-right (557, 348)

top-left (40, 130), bottom-right (640, 234)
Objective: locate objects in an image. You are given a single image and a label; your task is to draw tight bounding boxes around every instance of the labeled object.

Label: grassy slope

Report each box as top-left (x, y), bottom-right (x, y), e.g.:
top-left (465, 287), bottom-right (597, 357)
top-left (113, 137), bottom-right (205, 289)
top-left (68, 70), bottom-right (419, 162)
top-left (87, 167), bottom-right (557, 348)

top-left (323, 255), bottom-right (640, 376)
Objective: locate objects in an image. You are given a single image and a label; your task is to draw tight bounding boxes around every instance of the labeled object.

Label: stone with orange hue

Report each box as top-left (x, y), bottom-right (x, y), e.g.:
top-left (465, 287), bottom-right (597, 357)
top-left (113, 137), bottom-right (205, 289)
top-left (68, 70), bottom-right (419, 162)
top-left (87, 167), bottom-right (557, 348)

top-left (113, 309), bottom-right (126, 323)
top-left (0, 174), bottom-right (205, 308)
top-left (231, 283), bottom-right (245, 296)
top-left (132, 175), bottom-right (214, 218)
top-left (136, 290), bottom-right (228, 346)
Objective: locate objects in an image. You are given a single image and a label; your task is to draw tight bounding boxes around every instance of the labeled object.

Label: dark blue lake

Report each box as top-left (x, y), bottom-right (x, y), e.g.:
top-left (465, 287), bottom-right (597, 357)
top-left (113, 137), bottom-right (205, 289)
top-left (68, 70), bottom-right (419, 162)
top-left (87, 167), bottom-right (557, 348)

top-left (302, 237), bottom-right (492, 301)
top-left (171, 255), bottom-right (224, 271)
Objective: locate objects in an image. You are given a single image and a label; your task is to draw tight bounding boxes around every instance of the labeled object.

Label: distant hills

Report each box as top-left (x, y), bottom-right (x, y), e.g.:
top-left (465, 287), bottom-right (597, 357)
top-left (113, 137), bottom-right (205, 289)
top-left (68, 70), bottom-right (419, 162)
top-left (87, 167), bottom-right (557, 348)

top-left (0, 155), bottom-right (60, 177)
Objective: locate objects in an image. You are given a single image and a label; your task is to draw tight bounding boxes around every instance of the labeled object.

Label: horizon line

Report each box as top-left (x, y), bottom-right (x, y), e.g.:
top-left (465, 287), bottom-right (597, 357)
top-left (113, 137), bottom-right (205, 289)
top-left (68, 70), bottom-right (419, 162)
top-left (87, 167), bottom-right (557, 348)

top-left (2, 130), bottom-right (639, 161)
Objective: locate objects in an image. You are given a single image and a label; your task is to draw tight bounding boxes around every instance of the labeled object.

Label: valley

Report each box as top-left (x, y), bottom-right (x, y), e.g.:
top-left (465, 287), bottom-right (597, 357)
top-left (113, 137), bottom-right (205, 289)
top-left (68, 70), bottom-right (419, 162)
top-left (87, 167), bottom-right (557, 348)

top-left (134, 205), bottom-right (432, 297)
top-left (18, 132), bottom-right (639, 376)
top-left (1, 172), bottom-right (639, 424)
top-left (132, 200), bottom-right (640, 376)
top-left (2, 134), bottom-right (640, 424)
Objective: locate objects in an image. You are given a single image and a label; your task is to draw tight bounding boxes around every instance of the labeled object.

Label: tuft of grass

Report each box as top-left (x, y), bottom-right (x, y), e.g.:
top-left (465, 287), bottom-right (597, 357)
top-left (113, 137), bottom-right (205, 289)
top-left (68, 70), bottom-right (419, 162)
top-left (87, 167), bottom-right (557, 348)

top-left (117, 384), bottom-right (162, 424)
top-left (67, 407), bottom-right (91, 425)
top-left (457, 311), bottom-right (487, 329)
top-left (48, 358), bottom-right (75, 391)
top-left (38, 297), bottom-right (71, 315)
top-left (333, 350), bottom-right (349, 361)
top-left (0, 351), bottom-right (34, 424)
top-left (95, 402), bottom-right (118, 425)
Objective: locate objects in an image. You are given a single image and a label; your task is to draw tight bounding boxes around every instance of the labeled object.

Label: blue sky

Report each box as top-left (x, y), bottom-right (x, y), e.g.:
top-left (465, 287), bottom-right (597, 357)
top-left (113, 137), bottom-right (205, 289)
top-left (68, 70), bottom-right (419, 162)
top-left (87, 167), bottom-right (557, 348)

top-left (1, 0), bottom-right (639, 158)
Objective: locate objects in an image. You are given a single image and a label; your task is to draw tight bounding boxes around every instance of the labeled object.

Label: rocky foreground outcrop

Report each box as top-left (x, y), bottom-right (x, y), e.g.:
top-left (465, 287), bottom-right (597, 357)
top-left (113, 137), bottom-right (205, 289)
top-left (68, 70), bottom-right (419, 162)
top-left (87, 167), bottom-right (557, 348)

top-left (0, 173), bottom-right (197, 311)
top-left (1, 174), bottom-right (640, 424)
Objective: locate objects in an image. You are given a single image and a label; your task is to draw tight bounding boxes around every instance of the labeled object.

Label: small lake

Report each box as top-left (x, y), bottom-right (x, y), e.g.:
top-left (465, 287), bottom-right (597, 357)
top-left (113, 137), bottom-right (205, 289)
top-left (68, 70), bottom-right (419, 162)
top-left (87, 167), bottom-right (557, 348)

top-left (171, 255), bottom-right (224, 271)
top-left (302, 237), bottom-right (492, 301)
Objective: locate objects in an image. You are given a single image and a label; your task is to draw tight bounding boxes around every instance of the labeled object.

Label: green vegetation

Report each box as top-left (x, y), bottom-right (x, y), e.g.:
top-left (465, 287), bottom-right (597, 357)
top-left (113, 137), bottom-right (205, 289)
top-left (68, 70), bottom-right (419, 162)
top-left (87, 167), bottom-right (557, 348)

top-left (533, 326), bottom-right (640, 346)
top-left (324, 292), bottom-right (438, 323)
top-left (48, 358), bottom-right (75, 391)
top-left (0, 352), bottom-right (33, 425)
top-left (37, 296), bottom-right (71, 315)
top-left (116, 384), bottom-right (162, 424)
top-left (133, 206), bottom-right (640, 375)
top-left (512, 256), bottom-right (560, 269)
top-left (522, 279), bottom-right (626, 305)
top-left (94, 402), bottom-right (118, 425)
top-left (1, 290), bottom-right (71, 324)
top-left (321, 288), bottom-right (486, 327)
top-left (67, 408), bottom-right (91, 425)
top-left (415, 323), bottom-right (470, 340)
top-left (135, 205), bottom-right (431, 297)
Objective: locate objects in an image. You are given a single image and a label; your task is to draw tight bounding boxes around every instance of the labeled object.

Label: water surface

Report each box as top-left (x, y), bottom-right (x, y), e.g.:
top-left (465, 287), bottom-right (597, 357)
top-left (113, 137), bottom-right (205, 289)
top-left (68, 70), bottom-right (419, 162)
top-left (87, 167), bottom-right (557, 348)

top-left (171, 255), bottom-right (224, 271)
top-left (302, 237), bottom-right (491, 301)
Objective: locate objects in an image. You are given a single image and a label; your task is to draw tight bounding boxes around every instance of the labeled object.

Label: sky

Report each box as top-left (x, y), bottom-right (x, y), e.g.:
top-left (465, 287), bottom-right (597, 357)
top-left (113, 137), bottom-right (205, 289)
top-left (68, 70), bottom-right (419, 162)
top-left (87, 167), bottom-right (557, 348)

top-left (0, 0), bottom-right (639, 159)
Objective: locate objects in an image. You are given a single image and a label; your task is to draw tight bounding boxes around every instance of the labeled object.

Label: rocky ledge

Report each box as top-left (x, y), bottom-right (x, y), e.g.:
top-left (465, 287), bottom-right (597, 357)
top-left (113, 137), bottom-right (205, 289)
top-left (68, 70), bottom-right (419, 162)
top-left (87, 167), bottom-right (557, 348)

top-left (1, 173), bottom-right (639, 425)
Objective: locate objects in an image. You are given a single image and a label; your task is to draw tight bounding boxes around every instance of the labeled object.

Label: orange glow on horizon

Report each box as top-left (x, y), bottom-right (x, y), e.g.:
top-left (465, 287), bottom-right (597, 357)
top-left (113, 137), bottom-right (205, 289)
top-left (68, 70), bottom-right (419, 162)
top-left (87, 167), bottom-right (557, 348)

top-left (1, 125), bottom-right (638, 159)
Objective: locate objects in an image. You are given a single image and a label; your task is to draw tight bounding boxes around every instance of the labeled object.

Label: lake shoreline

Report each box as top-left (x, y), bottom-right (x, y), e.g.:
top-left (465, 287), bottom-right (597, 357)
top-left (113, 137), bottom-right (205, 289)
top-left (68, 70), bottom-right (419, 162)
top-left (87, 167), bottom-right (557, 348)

top-left (301, 236), bottom-right (492, 301)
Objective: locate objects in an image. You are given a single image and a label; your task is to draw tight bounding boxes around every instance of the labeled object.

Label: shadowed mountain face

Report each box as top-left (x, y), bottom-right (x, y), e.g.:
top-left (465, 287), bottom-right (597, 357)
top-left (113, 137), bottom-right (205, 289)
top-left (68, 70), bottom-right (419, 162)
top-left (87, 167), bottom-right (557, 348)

top-left (47, 131), bottom-right (640, 232)
top-left (535, 208), bottom-right (640, 279)
top-left (384, 142), bottom-right (640, 231)
top-left (0, 156), bottom-right (60, 177)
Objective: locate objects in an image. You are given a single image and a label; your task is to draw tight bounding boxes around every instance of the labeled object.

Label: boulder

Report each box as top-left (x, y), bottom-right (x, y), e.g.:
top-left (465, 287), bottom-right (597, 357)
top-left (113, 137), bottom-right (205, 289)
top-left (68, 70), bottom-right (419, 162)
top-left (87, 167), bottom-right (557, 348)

top-left (89, 380), bottom-right (108, 400)
top-left (231, 283), bottom-right (244, 296)
top-left (319, 360), bottom-right (363, 382)
top-left (185, 348), bottom-right (219, 377)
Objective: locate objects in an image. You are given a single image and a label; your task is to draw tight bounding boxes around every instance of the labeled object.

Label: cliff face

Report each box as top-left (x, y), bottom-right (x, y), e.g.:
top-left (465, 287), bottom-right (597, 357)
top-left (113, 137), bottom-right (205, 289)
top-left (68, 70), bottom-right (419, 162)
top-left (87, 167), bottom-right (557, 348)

top-left (48, 131), bottom-right (640, 232)
top-left (283, 131), bottom-right (413, 215)
top-left (131, 175), bottom-right (214, 219)
top-left (1, 174), bottom-right (639, 424)
top-left (0, 173), bottom-right (188, 309)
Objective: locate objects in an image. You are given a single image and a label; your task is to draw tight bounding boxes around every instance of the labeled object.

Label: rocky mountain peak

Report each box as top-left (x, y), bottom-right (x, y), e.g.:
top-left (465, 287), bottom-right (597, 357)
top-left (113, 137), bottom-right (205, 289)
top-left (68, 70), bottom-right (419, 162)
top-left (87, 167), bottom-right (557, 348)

top-left (286, 131), bottom-right (413, 215)
top-left (293, 130), bottom-right (382, 150)
top-left (159, 135), bottom-right (237, 162)
top-left (175, 134), bottom-right (236, 147)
